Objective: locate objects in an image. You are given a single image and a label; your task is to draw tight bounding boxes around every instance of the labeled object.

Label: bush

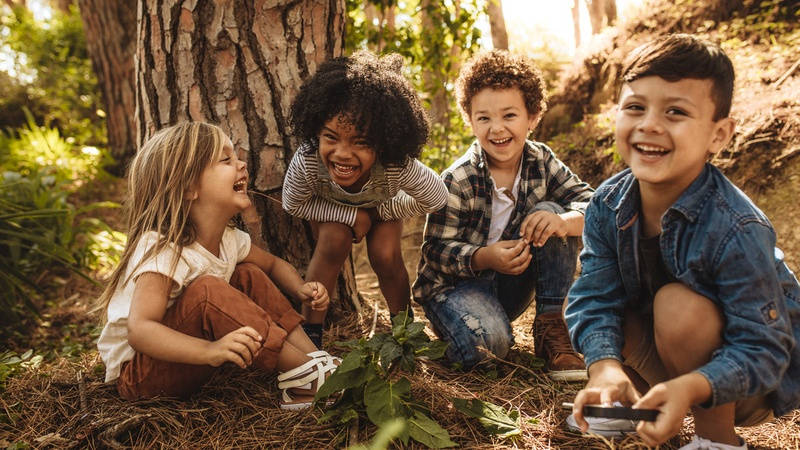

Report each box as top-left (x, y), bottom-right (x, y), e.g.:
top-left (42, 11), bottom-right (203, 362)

top-left (0, 117), bottom-right (121, 325)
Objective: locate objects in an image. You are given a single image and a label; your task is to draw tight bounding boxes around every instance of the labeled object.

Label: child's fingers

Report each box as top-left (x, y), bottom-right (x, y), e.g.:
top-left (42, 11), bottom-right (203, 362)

top-left (236, 326), bottom-right (263, 342)
top-left (225, 348), bottom-right (248, 369)
top-left (232, 331), bottom-right (262, 357)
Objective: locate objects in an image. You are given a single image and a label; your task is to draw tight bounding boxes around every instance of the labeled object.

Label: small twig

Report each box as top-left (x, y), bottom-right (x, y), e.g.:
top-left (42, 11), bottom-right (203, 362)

top-left (77, 370), bottom-right (87, 411)
top-left (98, 414), bottom-right (151, 449)
top-left (367, 297), bottom-right (379, 338)
top-left (776, 147), bottom-right (800, 163)
top-left (774, 57), bottom-right (800, 87)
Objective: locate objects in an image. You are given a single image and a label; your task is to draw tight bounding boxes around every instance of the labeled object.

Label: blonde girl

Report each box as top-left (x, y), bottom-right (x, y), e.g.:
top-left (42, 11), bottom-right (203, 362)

top-left (95, 122), bottom-right (337, 409)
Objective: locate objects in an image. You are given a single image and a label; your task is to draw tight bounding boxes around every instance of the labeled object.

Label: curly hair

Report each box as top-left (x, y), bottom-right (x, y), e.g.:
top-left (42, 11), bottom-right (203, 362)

top-left (289, 50), bottom-right (429, 167)
top-left (455, 50), bottom-right (547, 122)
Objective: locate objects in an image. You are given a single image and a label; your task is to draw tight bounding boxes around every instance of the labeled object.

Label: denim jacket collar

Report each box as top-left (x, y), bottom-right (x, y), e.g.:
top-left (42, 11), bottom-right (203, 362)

top-left (602, 164), bottom-right (715, 230)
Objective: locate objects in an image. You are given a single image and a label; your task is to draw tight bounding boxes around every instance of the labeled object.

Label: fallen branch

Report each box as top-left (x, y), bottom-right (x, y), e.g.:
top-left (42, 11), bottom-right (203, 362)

top-left (98, 414), bottom-right (151, 449)
top-left (774, 57), bottom-right (800, 87)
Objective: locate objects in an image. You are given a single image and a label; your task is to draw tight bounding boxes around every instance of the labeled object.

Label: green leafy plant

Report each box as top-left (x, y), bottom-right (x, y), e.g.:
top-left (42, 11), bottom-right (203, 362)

top-left (315, 313), bottom-right (455, 448)
top-left (452, 398), bottom-right (521, 439)
top-left (0, 117), bottom-right (121, 325)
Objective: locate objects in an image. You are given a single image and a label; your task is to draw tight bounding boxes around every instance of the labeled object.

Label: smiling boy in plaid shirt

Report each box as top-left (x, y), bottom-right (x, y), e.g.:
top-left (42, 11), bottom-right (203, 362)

top-left (412, 50), bottom-right (594, 380)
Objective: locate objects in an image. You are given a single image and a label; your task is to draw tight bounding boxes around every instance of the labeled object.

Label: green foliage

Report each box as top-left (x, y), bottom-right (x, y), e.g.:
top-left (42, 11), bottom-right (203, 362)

top-left (0, 4), bottom-right (105, 145)
top-left (345, 0), bottom-right (485, 172)
top-left (0, 349), bottom-right (43, 391)
top-left (0, 116), bottom-right (122, 325)
top-left (452, 398), bottom-right (521, 439)
top-left (315, 312), bottom-right (455, 448)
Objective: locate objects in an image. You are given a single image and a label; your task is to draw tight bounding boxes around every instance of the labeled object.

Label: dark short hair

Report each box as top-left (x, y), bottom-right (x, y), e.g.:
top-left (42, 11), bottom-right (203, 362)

top-left (621, 34), bottom-right (734, 120)
top-left (289, 50), bottom-right (429, 166)
top-left (455, 50), bottom-right (547, 121)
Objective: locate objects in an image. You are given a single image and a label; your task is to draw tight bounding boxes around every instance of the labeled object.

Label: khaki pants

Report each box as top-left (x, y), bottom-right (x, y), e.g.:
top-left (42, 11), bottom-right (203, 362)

top-left (117, 263), bottom-right (304, 400)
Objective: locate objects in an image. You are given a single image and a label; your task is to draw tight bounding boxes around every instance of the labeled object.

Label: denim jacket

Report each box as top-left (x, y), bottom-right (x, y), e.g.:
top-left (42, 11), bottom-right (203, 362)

top-left (566, 164), bottom-right (800, 416)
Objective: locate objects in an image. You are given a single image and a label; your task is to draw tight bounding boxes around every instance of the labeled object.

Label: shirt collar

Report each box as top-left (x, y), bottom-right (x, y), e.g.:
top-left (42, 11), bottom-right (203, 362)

top-left (605, 163), bottom-right (713, 228)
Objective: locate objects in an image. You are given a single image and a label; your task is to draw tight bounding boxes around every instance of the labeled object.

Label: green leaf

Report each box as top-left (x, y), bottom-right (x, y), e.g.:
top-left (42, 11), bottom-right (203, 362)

top-left (315, 363), bottom-right (372, 402)
top-left (347, 418), bottom-right (406, 450)
top-left (337, 349), bottom-right (366, 374)
top-left (405, 322), bottom-right (425, 338)
top-left (378, 340), bottom-right (403, 371)
top-left (407, 411), bottom-right (457, 448)
top-left (416, 340), bottom-right (448, 360)
top-left (451, 398), bottom-right (521, 439)
top-left (364, 377), bottom-right (410, 426)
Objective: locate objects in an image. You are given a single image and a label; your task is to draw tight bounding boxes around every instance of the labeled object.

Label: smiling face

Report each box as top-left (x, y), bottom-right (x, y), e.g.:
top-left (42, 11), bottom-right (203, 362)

top-left (468, 88), bottom-right (540, 170)
top-left (616, 76), bottom-right (735, 194)
top-left (318, 114), bottom-right (377, 191)
top-left (190, 134), bottom-right (250, 217)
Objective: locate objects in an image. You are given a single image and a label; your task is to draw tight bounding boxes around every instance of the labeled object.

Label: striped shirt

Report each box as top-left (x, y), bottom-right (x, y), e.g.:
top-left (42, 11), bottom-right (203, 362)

top-left (412, 140), bottom-right (594, 303)
top-left (282, 143), bottom-right (448, 227)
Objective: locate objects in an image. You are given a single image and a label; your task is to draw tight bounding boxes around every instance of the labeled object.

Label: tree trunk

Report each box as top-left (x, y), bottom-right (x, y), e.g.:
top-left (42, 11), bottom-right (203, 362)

top-left (135, 0), bottom-right (360, 314)
top-left (51, 0), bottom-right (71, 13)
top-left (486, 0), bottom-right (508, 50)
top-left (571, 0), bottom-right (581, 48)
top-left (585, 0), bottom-right (603, 34)
top-left (604, 0), bottom-right (616, 26)
top-left (78, 0), bottom-right (137, 174)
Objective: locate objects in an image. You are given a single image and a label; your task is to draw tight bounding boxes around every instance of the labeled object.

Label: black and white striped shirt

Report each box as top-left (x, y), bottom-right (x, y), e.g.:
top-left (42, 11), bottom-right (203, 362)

top-left (282, 143), bottom-right (448, 227)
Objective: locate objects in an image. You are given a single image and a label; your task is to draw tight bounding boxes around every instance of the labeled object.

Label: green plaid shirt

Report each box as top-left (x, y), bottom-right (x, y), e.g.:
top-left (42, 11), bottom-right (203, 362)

top-left (412, 140), bottom-right (594, 303)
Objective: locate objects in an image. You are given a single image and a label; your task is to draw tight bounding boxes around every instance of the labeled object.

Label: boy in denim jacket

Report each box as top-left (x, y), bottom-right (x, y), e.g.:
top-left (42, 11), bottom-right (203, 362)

top-left (414, 50), bottom-right (594, 380)
top-left (565, 34), bottom-right (800, 449)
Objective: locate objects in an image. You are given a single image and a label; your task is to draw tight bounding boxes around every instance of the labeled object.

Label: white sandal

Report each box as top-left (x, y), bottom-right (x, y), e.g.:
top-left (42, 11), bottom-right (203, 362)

top-left (277, 350), bottom-right (340, 410)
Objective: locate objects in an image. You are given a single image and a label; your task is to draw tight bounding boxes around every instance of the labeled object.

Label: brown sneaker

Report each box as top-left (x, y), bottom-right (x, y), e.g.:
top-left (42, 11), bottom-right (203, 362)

top-left (533, 311), bottom-right (587, 381)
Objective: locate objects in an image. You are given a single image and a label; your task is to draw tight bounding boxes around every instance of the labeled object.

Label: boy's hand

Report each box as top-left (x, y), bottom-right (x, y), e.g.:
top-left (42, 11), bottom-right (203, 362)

top-left (206, 326), bottom-right (262, 368)
top-left (352, 208), bottom-right (373, 243)
top-left (571, 359), bottom-right (641, 432)
top-left (520, 211), bottom-right (569, 247)
top-left (479, 239), bottom-right (531, 274)
top-left (298, 281), bottom-right (329, 312)
top-left (634, 375), bottom-right (705, 446)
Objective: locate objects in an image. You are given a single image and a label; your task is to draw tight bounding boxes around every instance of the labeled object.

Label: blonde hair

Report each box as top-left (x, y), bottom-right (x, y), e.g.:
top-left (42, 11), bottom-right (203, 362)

top-left (93, 122), bottom-right (227, 319)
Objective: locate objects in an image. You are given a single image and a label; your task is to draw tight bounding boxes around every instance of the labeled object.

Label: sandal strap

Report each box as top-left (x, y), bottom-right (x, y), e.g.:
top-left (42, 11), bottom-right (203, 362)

top-left (277, 351), bottom-right (338, 391)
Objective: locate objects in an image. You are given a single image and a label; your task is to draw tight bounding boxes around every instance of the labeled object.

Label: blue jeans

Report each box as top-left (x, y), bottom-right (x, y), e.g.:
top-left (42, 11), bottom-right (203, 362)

top-left (423, 202), bottom-right (579, 368)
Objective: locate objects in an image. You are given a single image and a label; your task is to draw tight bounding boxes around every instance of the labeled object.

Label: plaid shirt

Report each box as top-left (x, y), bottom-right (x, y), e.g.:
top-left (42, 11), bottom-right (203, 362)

top-left (412, 140), bottom-right (594, 303)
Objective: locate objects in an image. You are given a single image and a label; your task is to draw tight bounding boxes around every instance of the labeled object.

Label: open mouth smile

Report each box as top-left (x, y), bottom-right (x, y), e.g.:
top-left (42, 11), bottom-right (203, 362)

top-left (233, 178), bottom-right (247, 193)
top-left (332, 162), bottom-right (358, 176)
top-left (634, 143), bottom-right (671, 155)
top-left (489, 137), bottom-right (512, 145)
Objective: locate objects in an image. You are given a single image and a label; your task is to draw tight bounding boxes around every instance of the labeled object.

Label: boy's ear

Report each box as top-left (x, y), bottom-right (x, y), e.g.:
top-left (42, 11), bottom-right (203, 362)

top-left (708, 117), bottom-right (736, 155)
top-left (527, 112), bottom-right (543, 132)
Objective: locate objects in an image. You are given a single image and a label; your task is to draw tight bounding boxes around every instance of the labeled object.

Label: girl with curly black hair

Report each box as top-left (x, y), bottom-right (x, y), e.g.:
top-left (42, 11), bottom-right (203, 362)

top-left (282, 51), bottom-right (447, 347)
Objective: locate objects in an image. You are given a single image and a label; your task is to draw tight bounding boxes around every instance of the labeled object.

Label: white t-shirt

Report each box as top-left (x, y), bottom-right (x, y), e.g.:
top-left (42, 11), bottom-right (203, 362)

top-left (487, 164), bottom-right (522, 245)
top-left (97, 227), bottom-right (251, 382)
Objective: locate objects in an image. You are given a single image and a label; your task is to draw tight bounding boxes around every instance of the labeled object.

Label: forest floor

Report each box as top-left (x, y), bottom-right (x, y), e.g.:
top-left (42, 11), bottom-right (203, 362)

top-left (1, 207), bottom-right (799, 449)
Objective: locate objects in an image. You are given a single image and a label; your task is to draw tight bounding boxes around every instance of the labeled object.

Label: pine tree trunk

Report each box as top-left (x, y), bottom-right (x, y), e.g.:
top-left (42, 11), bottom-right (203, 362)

top-left (571, 0), bottom-right (581, 48)
top-left (586, 0), bottom-right (604, 34)
top-left (486, 0), bottom-right (508, 50)
top-left (78, 0), bottom-right (137, 174)
top-left (135, 0), bottom-right (360, 313)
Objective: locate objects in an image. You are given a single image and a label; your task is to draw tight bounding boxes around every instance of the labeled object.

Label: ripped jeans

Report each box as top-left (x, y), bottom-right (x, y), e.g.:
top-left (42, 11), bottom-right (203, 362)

top-left (422, 202), bottom-right (579, 368)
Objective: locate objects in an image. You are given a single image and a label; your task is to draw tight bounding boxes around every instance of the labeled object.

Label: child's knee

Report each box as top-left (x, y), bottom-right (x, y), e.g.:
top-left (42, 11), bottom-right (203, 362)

top-left (367, 243), bottom-right (403, 275)
top-left (653, 283), bottom-right (723, 347)
top-left (315, 223), bottom-right (353, 259)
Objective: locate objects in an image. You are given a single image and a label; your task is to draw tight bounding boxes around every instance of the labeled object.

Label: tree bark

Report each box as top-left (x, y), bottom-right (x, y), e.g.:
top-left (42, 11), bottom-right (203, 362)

top-left (604, 0), bottom-right (616, 26)
top-left (586, 0), bottom-right (604, 35)
top-left (571, 0), bottom-right (581, 48)
top-left (135, 0), bottom-right (360, 313)
top-left (78, 0), bottom-right (137, 174)
top-left (486, 0), bottom-right (508, 50)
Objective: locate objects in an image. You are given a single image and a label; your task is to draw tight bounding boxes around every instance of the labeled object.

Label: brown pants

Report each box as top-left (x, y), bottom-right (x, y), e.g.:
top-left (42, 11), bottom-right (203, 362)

top-left (117, 263), bottom-right (304, 400)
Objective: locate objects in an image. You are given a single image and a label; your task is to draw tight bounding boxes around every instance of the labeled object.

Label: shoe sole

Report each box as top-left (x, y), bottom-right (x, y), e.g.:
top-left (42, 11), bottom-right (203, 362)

top-left (547, 369), bottom-right (588, 382)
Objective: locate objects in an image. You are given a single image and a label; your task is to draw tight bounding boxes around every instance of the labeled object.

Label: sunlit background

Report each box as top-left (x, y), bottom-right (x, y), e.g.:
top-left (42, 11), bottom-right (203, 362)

top-left (483, 0), bottom-right (645, 56)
